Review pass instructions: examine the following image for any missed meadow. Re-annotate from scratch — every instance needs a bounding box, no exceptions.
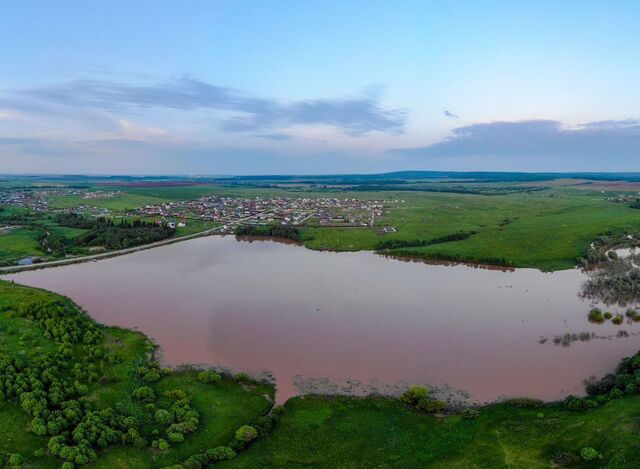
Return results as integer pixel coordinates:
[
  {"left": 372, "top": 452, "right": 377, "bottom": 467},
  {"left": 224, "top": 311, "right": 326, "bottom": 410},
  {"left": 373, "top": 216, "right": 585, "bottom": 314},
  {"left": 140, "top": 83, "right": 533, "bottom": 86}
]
[{"left": 222, "top": 395, "right": 640, "bottom": 468}]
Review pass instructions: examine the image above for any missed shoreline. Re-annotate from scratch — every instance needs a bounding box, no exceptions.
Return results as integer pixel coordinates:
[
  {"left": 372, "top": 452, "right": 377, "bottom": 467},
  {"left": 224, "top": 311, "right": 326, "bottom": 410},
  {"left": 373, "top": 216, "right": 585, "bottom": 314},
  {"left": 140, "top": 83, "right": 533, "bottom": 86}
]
[{"left": 0, "top": 225, "right": 224, "bottom": 274}]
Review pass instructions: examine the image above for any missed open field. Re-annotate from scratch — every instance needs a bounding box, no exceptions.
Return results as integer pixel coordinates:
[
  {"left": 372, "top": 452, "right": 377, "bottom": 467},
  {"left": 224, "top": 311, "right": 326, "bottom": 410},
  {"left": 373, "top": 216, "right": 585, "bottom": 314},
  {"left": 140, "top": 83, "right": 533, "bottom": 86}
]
[
  {"left": 48, "top": 193, "right": 169, "bottom": 211},
  {"left": 0, "top": 227, "right": 41, "bottom": 263}
]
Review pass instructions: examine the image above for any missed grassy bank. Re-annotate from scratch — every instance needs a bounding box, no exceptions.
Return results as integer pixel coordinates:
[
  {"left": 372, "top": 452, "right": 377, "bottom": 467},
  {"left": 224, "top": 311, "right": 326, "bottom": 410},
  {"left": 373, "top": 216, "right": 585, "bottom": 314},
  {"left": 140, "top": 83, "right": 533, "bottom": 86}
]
[{"left": 222, "top": 395, "right": 640, "bottom": 468}]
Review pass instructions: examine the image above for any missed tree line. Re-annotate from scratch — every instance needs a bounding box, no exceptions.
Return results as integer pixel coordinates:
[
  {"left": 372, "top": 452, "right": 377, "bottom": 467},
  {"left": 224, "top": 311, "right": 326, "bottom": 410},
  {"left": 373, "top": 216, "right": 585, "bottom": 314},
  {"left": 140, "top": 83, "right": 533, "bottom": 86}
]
[
  {"left": 57, "top": 213, "right": 175, "bottom": 250},
  {"left": 235, "top": 224, "right": 302, "bottom": 242},
  {"left": 376, "top": 231, "right": 477, "bottom": 251}
]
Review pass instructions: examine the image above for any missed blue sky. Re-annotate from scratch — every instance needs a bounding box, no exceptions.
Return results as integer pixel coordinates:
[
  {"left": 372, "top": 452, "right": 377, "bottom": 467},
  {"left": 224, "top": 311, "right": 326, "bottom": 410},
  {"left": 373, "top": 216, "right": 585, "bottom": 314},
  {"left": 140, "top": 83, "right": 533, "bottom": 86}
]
[{"left": 0, "top": 0, "right": 638, "bottom": 174}]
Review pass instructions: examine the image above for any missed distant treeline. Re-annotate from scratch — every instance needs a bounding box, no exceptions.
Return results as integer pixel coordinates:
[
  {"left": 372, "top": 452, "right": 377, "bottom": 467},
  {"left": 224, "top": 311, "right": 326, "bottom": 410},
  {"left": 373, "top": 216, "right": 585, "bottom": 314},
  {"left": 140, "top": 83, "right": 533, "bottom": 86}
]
[
  {"left": 630, "top": 201, "right": 640, "bottom": 209},
  {"left": 235, "top": 224, "right": 302, "bottom": 242},
  {"left": 349, "top": 185, "right": 547, "bottom": 195},
  {"left": 376, "top": 231, "right": 477, "bottom": 250},
  {"left": 57, "top": 213, "right": 175, "bottom": 250}
]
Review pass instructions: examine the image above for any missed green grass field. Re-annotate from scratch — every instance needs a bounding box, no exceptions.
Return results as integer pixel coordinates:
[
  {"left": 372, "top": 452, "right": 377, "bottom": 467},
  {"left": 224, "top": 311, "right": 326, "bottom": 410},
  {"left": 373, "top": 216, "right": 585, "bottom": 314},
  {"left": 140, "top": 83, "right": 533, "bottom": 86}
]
[
  {"left": 223, "top": 395, "right": 640, "bottom": 468},
  {"left": 48, "top": 193, "right": 168, "bottom": 211},
  {"left": 296, "top": 190, "right": 640, "bottom": 270},
  {"left": 0, "top": 227, "right": 42, "bottom": 263}
]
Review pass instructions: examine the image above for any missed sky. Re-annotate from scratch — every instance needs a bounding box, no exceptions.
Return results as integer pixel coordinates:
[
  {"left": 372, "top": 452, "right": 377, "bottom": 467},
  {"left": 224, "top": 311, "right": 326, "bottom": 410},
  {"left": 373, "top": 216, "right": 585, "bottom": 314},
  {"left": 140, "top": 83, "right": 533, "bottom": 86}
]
[{"left": 0, "top": 0, "right": 638, "bottom": 175}]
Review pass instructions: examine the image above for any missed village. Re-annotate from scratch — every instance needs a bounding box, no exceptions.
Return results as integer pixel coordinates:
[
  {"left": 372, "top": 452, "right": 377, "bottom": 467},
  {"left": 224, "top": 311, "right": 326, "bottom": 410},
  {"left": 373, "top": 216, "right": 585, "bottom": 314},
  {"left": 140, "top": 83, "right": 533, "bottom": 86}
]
[
  {"left": 0, "top": 186, "right": 389, "bottom": 234},
  {"left": 132, "top": 195, "right": 385, "bottom": 230}
]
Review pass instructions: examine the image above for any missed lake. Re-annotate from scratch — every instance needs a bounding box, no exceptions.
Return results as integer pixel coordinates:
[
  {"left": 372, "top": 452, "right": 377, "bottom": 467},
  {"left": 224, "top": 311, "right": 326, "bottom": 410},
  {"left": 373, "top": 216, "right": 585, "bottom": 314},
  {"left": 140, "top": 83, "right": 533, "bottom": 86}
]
[{"left": 5, "top": 236, "right": 639, "bottom": 404}]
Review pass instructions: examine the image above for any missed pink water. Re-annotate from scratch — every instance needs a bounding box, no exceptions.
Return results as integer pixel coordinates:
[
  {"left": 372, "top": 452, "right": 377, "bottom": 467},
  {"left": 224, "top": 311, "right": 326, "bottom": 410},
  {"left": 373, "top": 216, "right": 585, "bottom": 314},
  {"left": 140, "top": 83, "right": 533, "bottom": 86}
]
[{"left": 6, "top": 236, "right": 639, "bottom": 404}]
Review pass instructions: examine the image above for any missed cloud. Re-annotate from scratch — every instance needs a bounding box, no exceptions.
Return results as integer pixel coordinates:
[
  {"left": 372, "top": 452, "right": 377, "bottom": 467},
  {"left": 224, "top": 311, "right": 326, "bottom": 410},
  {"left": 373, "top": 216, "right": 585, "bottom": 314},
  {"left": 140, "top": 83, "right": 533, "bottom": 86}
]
[
  {"left": 255, "top": 133, "right": 291, "bottom": 140},
  {"left": 389, "top": 119, "right": 640, "bottom": 160},
  {"left": 3, "top": 77, "right": 406, "bottom": 136},
  {"left": 0, "top": 136, "right": 393, "bottom": 175},
  {"left": 443, "top": 110, "right": 460, "bottom": 119}
]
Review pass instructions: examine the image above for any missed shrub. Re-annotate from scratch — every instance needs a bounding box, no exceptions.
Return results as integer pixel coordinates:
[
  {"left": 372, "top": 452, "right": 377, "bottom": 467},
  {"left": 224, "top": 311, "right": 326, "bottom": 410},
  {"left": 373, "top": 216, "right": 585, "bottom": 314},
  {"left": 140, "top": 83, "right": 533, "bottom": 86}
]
[
  {"left": 588, "top": 308, "right": 604, "bottom": 323},
  {"left": 234, "top": 372, "right": 254, "bottom": 384},
  {"left": 417, "top": 398, "right": 447, "bottom": 413},
  {"left": 164, "top": 389, "right": 188, "bottom": 400},
  {"left": 205, "top": 446, "right": 236, "bottom": 461},
  {"left": 604, "top": 311, "right": 613, "bottom": 320},
  {"left": 197, "top": 370, "right": 221, "bottom": 384},
  {"left": 235, "top": 425, "right": 258, "bottom": 442},
  {"left": 586, "top": 373, "right": 616, "bottom": 396},
  {"left": 612, "top": 314, "right": 624, "bottom": 325},
  {"left": 61, "top": 463, "right": 75, "bottom": 469},
  {"left": 550, "top": 451, "right": 577, "bottom": 465},
  {"left": 155, "top": 409, "right": 174, "bottom": 426},
  {"left": 168, "top": 432, "right": 185, "bottom": 443},
  {"left": 580, "top": 447, "right": 602, "bottom": 461},
  {"left": 8, "top": 454, "right": 23, "bottom": 465},
  {"left": 400, "top": 385, "right": 430, "bottom": 406},
  {"left": 504, "top": 398, "right": 543, "bottom": 408},
  {"left": 142, "top": 369, "right": 161, "bottom": 383},
  {"left": 132, "top": 386, "right": 156, "bottom": 402},
  {"left": 461, "top": 408, "right": 480, "bottom": 419},
  {"left": 158, "top": 439, "right": 170, "bottom": 451}
]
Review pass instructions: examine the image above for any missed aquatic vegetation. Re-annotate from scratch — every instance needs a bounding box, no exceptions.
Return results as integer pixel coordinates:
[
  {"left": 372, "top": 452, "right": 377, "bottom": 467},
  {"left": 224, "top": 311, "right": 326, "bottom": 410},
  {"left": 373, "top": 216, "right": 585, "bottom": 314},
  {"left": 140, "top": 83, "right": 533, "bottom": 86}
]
[
  {"left": 612, "top": 314, "right": 624, "bottom": 325},
  {"left": 588, "top": 308, "right": 604, "bottom": 323},
  {"left": 625, "top": 308, "right": 640, "bottom": 321},
  {"left": 604, "top": 311, "right": 613, "bottom": 320},
  {"left": 581, "top": 256, "right": 640, "bottom": 306}
]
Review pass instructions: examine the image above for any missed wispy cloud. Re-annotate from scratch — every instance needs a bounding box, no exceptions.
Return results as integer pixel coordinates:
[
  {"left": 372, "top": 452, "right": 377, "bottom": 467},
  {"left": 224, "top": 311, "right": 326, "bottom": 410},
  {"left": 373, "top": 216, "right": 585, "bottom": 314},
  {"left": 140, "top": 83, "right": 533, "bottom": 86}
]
[
  {"left": 255, "top": 133, "right": 291, "bottom": 140},
  {"left": 2, "top": 77, "right": 406, "bottom": 136},
  {"left": 389, "top": 119, "right": 640, "bottom": 160},
  {"left": 443, "top": 110, "right": 460, "bottom": 119}
]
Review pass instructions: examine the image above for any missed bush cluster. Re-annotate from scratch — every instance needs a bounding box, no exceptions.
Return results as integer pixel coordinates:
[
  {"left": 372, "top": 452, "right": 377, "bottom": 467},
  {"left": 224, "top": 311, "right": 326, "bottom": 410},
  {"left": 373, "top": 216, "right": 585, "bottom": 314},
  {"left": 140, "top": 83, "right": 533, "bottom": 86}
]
[
  {"left": 400, "top": 386, "right": 447, "bottom": 414},
  {"left": 0, "top": 296, "right": 207, "bottom": 466}
]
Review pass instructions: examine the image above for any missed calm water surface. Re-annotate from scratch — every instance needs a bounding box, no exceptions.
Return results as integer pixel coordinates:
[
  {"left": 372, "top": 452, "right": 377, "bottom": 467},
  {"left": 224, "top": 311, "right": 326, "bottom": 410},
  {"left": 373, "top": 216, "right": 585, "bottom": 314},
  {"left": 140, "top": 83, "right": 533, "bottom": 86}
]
[{"left": 5, "top": 236, "right": 640, "bottom": 403}]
